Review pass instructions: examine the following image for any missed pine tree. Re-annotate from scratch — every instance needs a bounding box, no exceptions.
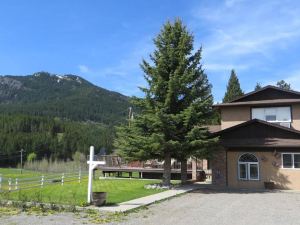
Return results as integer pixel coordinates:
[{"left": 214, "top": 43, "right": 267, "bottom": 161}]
[
  {"left": 276, "top": 80, "right": 291, "bottom": 90},
  {"left": 114, "top": 19, "right": 217, "bottom": 185},
  {"left": 223, "top": 70, "right": 244, "bottom": 102},
  {"left": 254, "top": 82, "right": 262, "bottom": 91}
]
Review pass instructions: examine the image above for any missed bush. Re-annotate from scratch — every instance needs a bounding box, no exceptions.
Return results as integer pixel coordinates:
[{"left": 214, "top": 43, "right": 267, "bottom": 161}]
[
  {"left": 27, "top": 152, "right": 37, "bottom": 162},
  {"left": 23, "top": 157, "right": 88, "bottom": 173}
]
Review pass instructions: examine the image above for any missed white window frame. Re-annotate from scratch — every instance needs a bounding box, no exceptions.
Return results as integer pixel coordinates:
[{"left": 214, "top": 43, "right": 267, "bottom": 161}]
[
  {"left": 251, "top": 106, "right": 292, "bottom": 123},
  {"left": 281, "top": 153, "right": 300, "bottom": 169},
  {"left": 238, "top": 154, "right": 260, "bottom": 181}
]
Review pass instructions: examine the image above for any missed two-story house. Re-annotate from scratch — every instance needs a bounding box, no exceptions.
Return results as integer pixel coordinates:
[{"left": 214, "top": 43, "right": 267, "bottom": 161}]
[{"left": 211, "top": 85, "right": 300, "bottom": 189}]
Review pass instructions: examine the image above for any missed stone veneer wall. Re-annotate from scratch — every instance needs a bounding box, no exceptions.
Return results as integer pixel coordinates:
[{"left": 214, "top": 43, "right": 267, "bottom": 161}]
[{"left": 211, "top": 148, "right": 227, "bottom": 186}]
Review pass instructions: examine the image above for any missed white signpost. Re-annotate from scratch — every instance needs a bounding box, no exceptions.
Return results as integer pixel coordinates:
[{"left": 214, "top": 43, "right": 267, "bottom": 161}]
[{"left": 87, "top": 146, "right": 106, "bottom": 204}]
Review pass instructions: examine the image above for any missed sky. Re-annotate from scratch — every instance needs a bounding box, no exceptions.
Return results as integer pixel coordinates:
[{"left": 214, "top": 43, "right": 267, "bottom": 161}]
[{"left": 1, "top": 0, "right": 300, "bottom": 102}]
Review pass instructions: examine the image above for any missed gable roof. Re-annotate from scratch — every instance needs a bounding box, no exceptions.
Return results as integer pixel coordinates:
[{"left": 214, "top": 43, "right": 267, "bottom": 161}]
[
  {"left": 212, "top": 119, "right": 300, "bottom": 148},
  {"left": 214, "top": 85, "right": 300, "bottom": 107},
  {"left": 213, "top": 119, "right": 300, "bottom": 136},
  {"left": 231, "top": 85, "right": 300, "bottom": 102}
]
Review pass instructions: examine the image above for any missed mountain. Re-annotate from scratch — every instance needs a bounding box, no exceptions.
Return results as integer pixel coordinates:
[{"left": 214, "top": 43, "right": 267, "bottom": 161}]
[{"left": 0, "top": 72, "right": 130, "bottom": 124}]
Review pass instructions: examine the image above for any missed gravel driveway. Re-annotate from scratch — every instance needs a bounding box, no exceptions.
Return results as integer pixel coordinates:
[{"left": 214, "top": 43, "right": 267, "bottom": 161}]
[
  {"left": 108, "top": 189, "right": 300, "bottom": 225},
  {"left": 2, "top": 190, "right": 300, "bottom": 225}
]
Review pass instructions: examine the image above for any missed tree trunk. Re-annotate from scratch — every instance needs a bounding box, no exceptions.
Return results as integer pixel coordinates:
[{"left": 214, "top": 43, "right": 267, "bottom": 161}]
[
  {"left": 162, "top": 151, "right": 171, "bottom": 186},
  {"left": 181, "top": 159, "right": 187, "bottom": 184}
]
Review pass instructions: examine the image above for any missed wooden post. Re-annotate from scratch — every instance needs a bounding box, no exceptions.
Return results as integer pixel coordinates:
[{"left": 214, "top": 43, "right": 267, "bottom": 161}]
[
  {"left": 15, "top": 178, "right": 18, "bottom": 190},
  {"left": 41, "top": 175, "right": 44, "bottom": 188},
  {"left": 87, "top": 146, "right": 94, "bottom": 204},
  {"left": 8, "top": 178, "right": 12, "bottom": 192},
  {"left": 61, "top": 173, "right": 64, "bottom": 186},
  {"left": 79, "top": 170, "right": 81, "bottom": 183},
  {"left": 87, "top": 146, "right": 105, "bottom": 204}
]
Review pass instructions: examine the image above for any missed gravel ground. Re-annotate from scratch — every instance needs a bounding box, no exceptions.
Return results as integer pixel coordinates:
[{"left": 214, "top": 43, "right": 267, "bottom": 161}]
[
  {"left": 2, "top": 190, "right": 300, "bottom": 225},
  {"left": 0, "top": 212, "right": 91, "bottom": 225},
  {"left": 108, "top": 189, "right": 300, "bottom": 225}
]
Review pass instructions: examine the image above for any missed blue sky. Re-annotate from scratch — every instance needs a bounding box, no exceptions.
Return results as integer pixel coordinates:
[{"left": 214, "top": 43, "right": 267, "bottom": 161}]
[{"left": 1, "top": 0, "right": 300, "bottom": 102}]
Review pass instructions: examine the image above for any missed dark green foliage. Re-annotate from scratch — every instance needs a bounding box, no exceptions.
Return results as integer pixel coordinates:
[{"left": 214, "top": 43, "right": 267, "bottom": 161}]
[
  {"left": 209, "top": 108, "right": 221, "bottom": 125},
  {"left": 115, "top": 19, "right": 217, "bottom": 185},
  {"left": 0, "top": 72, "right": 130, "bottom": 124},
  {"left": 254, "top": 82, "right": 262, "bottom": 91},
  {"left": 223, "top": 70, "right": 244, "bottom": 102},
  {"left": 276, "top": 80, "right": 291, "bottom": 90},
  {"left": 0, "top": 114, "right": 115, "bottom": 166}
]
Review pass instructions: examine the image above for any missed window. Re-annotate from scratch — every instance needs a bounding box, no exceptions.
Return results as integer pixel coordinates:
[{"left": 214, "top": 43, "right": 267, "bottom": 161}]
[
  {"left": 252, "top": 107, "right": 291, "bottom": 127},
  {"left": 282, "top": 153, "right": 300, "bottom": 169},
  {"left": 238, "top": 153, "right": 259, "bottom": 180}
]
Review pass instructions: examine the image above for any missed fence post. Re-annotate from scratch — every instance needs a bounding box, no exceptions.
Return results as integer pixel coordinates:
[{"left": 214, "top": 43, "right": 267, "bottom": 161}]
[
  {"left": 41, "top": 175, "right": 44, "bottom": 188},
  {"left": 8, "top": 178, "right": 12, "bottom": 192},
  {"left": 78, "top": 170, "right": 81, "bottom": 183},
  {"left": 61, "top": 173, "right": 64, "bottom": 186},
  {"left": 15, "top": 178, "right": 18, "bottom": 190}
]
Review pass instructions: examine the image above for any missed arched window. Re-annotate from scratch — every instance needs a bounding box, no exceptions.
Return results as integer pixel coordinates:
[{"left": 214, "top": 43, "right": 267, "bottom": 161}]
[{"left": 238, "top": 153, "right": 259, "bottom": 180}]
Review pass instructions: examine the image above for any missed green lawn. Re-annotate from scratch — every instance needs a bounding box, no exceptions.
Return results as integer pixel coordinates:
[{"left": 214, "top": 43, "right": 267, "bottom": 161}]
[
  {"left": 0, "top": 168, "right": 44, "bottom": 179},
  {"left": 0, "top": 168, "right": 165, "bottom": 206}
]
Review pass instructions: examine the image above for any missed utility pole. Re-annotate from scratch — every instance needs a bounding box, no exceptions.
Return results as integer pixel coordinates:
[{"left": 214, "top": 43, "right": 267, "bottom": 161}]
[{"left": 19, "top": 149, "right": 25, "bottom": 174}]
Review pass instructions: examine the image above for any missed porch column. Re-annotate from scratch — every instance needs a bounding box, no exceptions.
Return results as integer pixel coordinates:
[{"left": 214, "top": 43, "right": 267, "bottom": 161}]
[{"left": 192, "top": 157, "right": 197, "bottom": 180}]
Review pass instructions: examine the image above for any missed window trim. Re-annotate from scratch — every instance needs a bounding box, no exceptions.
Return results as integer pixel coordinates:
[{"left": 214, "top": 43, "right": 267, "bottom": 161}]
[
  {"left": 281, "top": 153, "right": 300, "bottom": 170},
  {"left": 250, "top": 106, "right": 292, "bottom": 123},
  {"left": 238, "top": 153, "right": 260, "bottom": 181}
]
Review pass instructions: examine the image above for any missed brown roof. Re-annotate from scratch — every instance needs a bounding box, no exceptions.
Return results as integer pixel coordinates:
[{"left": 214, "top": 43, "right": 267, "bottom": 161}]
[
  {"left": 214, "top": 85, "right": 300, "bottom": 107},
  {"left": 213, "top": 119, "right": 300, "bottom": 136},
  {"left": 220, "top": 138, "right": 300, "bottom": 148},
  {"left": 207, "top": 125, "right": 221, "bottom": 133},
  {"left": 214, "top": 98, "right": 300, "bottom": 107},
  {"left": 212, "top": 119, "right": 300, "bottom": 148},
  {"left": 230, "top": 85, "right": 300, "bottom": 103}
]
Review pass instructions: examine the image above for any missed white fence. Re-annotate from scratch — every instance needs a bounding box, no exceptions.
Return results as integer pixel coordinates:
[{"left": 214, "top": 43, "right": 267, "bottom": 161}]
[{"left": 0, "top": 171, "right": 88, "bottom": 193}]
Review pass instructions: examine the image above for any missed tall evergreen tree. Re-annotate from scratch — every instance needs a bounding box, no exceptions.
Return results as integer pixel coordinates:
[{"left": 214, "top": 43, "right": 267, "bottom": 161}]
[
  {"left": 223, "top": 70, "right": 244, "bottom": 102},
  {"left": 114, "top": 19, "right": 217, "bottom": 185},
  {"left": 276, "top": 80, "right": 291, "bottom": 90},
  {"left": 254, "top": 82, "right": 262, "bottom": 91}
]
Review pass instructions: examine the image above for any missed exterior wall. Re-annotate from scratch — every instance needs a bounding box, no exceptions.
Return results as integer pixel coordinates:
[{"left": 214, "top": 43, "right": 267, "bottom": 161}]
[
  {"left": 220, "top": 103, "right": 300, "bottom": 131},
  {"left": 211, "top": 148, "right": 227, "bottom": 186},
  {"left": 227, "top": 150, "right": 300, "bottom": 190},
  {"left": 291, "top": 104, "right": 300, "bottom": 130},
  {"left": 221, "top": 106, "right": 250, "bottom": 130}
]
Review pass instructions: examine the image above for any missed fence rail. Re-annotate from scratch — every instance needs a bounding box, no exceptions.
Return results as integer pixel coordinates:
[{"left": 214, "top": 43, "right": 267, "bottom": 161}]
[{"left": 0, "top": 170, "right": 88, "bottom": 193}]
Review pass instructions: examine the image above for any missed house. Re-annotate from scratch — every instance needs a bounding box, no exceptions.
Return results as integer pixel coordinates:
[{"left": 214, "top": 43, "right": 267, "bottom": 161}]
[{"left": 211, "top": 85, "right": 300, "bottom": 189}]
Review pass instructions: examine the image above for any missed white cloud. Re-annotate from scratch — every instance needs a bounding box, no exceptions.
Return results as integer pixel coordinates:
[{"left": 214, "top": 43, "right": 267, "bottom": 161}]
[
  {"left": 204, "top": 63, "right": 249, "bottom": 71},
  {"left": 224, "top": 0, "right": 245, "bottom": 7},
  {"left": 192, "top": 0, "right": 300, "bottom": 67},
  {"left": 278, "top": 70, "right": 300, "bottom": 91},
  {"left": 95, "top": 36, "right": 153, "bottom": 79},
  {"left": 252, "top": 69, "right": 300, "bottom": 91},
  {"left": 78, "top": 65, "right": 90, "bottom": 73}
]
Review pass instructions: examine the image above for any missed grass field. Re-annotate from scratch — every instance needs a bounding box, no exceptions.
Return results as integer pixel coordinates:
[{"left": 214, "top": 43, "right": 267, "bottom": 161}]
[
  {"left": 0, "top": 168, "right": 44, "bottom": 179},
  {"left": 0, "top": 168, "right": 165, "bottom": 206}
]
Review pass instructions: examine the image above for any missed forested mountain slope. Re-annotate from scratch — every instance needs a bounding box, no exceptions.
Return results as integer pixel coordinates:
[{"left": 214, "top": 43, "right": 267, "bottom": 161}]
[
  {"left": 0, "top": 72, "right": 131, "bottom": 165},
  {"left": 0, "top": 72, "right": 130, "bottom": 124}
]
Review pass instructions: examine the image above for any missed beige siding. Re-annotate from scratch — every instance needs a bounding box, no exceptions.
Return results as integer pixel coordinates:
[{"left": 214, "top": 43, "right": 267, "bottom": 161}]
[
  {"left": 291, "top": 104, "right": 300, "bottom": 130},
  {"left": 221, "top": 106, "right": 250, "bottom": 130},
  {"left": 220, "top": 103, "right": 300, "bottom": 131},
  {"left": 227, "top": 151, "right": 300, "bottom": 190}
]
